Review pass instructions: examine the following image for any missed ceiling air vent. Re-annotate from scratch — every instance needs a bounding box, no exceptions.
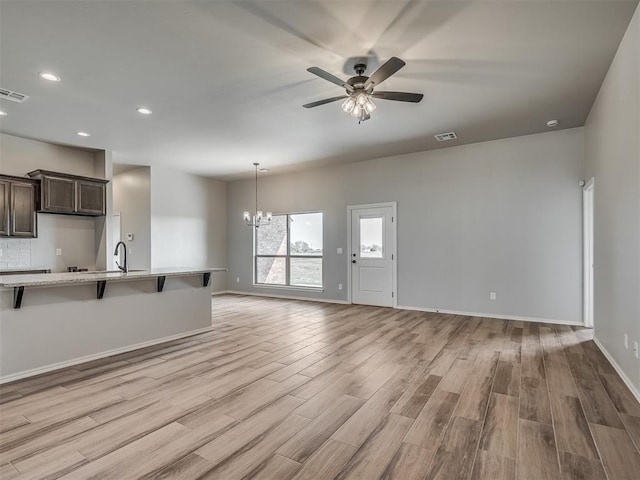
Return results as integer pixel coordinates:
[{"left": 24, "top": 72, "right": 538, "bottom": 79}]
[
  {"left": 434, "top": 132, "right": 457, "bottom": 142},
  {"left": 0, "top": 87, "right": 29, "bottom": 103}
]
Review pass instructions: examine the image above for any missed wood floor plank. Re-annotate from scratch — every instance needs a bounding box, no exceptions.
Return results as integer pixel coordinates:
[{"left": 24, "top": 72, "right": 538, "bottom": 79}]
[
  {"left": 334, "top": 413, "right": 414, "bottom": 480},
  {"left": 390, "top": 374, "right": 441, "bottom": 419},
  {"left": 143, "top": 452, "right": 214, "bottom": 480},
  {"left": 558, "top": 451, "right": 606, "bottom": 480},
  {"left": 470, "top": 450, "right": 516, "bottom": 480},
  {"left": 597, "top": 372, "right": 640, "bottom": 416},
  {"left": 194, "top": 395, "right": 305, "bottom": 466},
  {"left": 621, "top": 413, "right": 640, "bottom": 451},
  {"left": 519, "top": 376, "right": 552, "bottom": 424},
  {"left": 549, "top": 393, "right": 600, "bottom": 459},
  {"left": 203, "top": 414, "right": 310, "bottom": 479},
  {"left": 379, "top": 443, "right": 435, "bottom": 480},
  {"left": 331, "top": 387, "right": 403, "bottom": 448},
  {"left": 424, "top": 416, "right": 483, "bottom": 480},
  {"left": 290, "top": 439, "right": 357, "bottom": 480},
  {"left": 574, "top": 377, "right": 625, "bottom": 428},
  {"left": 454, "top": 374, "right": 493, "bottom": 421},
  {"left": 244, "top": 453, "right": 301, "bottom": 480},
  {"left": 517, "top": 419, "right": 562, "bottom": 480},
  {"left": 492, "top": 359, "right": 521, "bottom": 396},
  {"left": 0, "top": 463, "right": 20, "bottom": 480},
  {"left": 479, "top": 393, "right": 519, "bottom": 459},
  {"left": 404, "top": 389, "right": 460, "bottom": 448},
  {"left": 2, "top": 295, "right": 638, "bottom": 480},
  {"left": 591, "top": 423, "right": 640, "bottom": 480},
  {"left": 277, "top": 394, "right": 364, "bottom": 463}
]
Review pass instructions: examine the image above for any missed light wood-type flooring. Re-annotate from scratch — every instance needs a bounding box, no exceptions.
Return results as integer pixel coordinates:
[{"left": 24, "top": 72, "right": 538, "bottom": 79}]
[{"left": 1, "top": 294, "right": 640, "bottom": 479}]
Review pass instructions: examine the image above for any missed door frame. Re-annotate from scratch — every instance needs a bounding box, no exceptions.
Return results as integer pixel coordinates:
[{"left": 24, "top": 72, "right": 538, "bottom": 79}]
[
  {"left": 583, "top": 178, "right": 594, "bottom": 328},
  {"left": 347, "top": 202, "right": 398, "bottom": 308}
]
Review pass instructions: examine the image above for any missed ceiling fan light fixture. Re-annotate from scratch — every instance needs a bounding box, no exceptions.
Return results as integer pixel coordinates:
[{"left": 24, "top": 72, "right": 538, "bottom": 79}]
[
  {"left": 341, "top": 97, "right": 356, "bottom": 113},
  {"left": 356, "top": 93, "right": 368, "bottom": 106},
  {"left": 364, "top": 98, "right": 376, "bottom": 114}
]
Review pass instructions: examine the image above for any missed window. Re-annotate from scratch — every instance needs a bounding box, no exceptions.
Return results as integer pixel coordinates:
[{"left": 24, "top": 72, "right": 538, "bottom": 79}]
[{"left": 255, "top": 212, "right": 323, "bottom": 288}]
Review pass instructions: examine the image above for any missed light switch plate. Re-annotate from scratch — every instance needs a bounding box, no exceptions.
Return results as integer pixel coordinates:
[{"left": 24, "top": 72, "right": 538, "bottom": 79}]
[
  {"left": 56, "top": 248, "right": 62, "bottom": 256},
  {"left": 337, "top": 248, "right": 343, "bottom": 254}
]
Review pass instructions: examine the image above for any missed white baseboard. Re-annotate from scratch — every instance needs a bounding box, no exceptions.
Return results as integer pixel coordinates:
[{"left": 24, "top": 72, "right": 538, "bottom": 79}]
[
  {"left": 223, "top": 290, "right": 350, "bottom": 305},
  {"left": 593, "top": 337, "right": 640, "bottom": 403},
  {"left": 396, "top": 305, "right": 583, "bottom": 326},
  {"left": 216, "top": 292, "right": 581, "bottom": 326},
  {"left": 0, "top": 326, "right": 214, "bottom": 385}
]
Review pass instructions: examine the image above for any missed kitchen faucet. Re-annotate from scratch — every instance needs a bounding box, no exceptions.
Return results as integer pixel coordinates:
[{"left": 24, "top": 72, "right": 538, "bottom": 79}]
[{"left": 114, "top": 241, "right": 128, "bottom": 273}]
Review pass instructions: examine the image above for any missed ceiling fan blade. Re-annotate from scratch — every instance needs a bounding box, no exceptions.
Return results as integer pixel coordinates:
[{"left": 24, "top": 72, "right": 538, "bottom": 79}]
[
  {"left": 307, "top": 67, "right": 354, "bottom": 92},
  {"left": 364, "top": 57, "right": 406, "bottom": 89},
  {"left": 371, "top": 91, "right": 423, "bottom": 103},
  {"left": 303, "top": 95, "right": 348, "bottom": 109}
]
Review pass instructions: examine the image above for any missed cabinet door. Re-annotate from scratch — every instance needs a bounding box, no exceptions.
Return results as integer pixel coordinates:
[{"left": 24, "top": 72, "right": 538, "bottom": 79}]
[
  {"left": 10, "top": 182, "right": 37, "bottom": 237},
  {"left": 76, "top": 180, "right": 105, "bottom": 215},
  {"left": 43, "top": 176, "right": 75, "bottom": 213},
  {"left": 0, "top": 180, "right": 9, "bottom": 236}
]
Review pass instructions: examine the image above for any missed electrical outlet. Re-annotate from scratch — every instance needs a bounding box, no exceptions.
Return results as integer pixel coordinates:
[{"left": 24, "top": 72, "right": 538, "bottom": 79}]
[
  {"left": 624, "top": 334, "right": 629, "bottom": 349},
  {"left": 338, "top": 283, "right": 343, "bottom": 290},
  {"left": 337, "top": 248, "right": 343, "bottom": 254},
  {"left": 236, "top": 277, "right": 240, "bottom": 283},
  {"left": 490, "top": 292, "right": 496, "bottom": 300},
  {"left": 56, "top": 248, "right": 62, "bottom": 256},
  {"left": 634, "top": 341, "right": 639, "bottom": 359}
]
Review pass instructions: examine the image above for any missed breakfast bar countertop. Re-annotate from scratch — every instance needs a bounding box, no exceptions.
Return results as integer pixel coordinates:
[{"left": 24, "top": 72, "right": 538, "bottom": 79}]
[{"left": 0, "top": 267, "right": 227, "bottom": 288}]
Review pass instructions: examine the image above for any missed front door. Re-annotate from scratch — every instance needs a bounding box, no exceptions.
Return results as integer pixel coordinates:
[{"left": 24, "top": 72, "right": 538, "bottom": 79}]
[{"left": 350, "top": 204, "right": 395, "bottom": 307}]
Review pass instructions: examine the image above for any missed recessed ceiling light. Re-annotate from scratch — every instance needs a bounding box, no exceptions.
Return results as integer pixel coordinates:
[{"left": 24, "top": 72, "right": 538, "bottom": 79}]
[
  {"left": 136, "top": 107, "right": 152, "bottom": 115},
  {"left": 76, "top": 131, "right": 90, "bottom": 137},
  {"left": 547, "top": 120, "right": 559, "bottom": 127},
  {"left": 39, "top": 72, "right": 61, "bottom": 82},
  {"left": 0, "top": 111, "right": 7, "bottom": 116}
]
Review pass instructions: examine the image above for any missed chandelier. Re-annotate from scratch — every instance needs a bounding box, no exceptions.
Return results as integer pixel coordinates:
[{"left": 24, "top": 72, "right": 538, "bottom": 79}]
[{"left": 243, "top": 162, "right": 272, "bottom": 228}]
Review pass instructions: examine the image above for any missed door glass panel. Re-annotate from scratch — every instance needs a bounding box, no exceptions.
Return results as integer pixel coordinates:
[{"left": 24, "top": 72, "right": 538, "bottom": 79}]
[
  {"left": 256, "top": 257, "right": 286, "bottom": 284},
  {"left": 290, "top": 257, "right": 322, "bottom": 287},
  {"left": 290, "top": 212, "right": 323, "bottom": 256},
  {"left": 360, "top": 216, "right": 383, "bottom": 258}
]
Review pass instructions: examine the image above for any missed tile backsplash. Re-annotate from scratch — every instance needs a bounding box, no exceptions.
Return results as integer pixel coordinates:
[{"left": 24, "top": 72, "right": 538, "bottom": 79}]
[{"left": 0, "top": 238, "right": 32, "bottom": 270}]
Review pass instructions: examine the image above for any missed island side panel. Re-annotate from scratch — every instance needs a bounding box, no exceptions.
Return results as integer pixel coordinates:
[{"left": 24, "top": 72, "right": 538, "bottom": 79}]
[{"left": 0, "top": 275, "right": 212, "bottom": 380}]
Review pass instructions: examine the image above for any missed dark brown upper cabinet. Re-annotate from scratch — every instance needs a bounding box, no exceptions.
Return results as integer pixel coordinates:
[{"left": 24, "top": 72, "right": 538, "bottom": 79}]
[
  {"left": 0, "top": 175, "right": 38, "bottom": 238},
  {"left": 28, "top": 170, "right": 108, "bottom": 217}
]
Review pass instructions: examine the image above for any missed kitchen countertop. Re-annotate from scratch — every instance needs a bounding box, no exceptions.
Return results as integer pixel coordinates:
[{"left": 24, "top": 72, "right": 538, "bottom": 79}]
[{"left": 0, "top": 267, "right": 227, "bottom": 288}]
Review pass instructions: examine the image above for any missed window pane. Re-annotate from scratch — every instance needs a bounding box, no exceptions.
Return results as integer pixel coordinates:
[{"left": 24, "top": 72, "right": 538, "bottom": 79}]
[
  {"left": 256, "top": 257, "right": 286, "bottom": 284},
  {"left": 290, "top": 212, "right": 323, "bottom": 256},
  {"left": 290, "top": 258, "right": 322, "bottom": 287},
  {"left": 257, "top": 215, "right": 287, "bottom": 255},
  {"left": 360, "top": 216, "right": 383, "bottom": 258}
]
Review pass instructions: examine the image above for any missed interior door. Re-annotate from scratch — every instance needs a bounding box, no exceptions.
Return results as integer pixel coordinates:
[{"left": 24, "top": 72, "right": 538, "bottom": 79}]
[{"left": 350, "top": 205, "right": 394, "bottom": 307}]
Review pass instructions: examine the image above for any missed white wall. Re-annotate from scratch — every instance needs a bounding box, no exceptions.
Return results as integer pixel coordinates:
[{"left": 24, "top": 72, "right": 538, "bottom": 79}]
[
  {"left": 150, "top": 167, "right": 227, "bottom": 291},
  {"left": 584, "top": 5, "right": 639, "bottom": 391},
  {"left": 227, "top": 128, "right": 584, "bottom": 323},
  {"left": 113, "top": 167, "right": 152, "bottom": 270},
  {"left": 0, "top": 133, "right": 105, "bottom": 272}
]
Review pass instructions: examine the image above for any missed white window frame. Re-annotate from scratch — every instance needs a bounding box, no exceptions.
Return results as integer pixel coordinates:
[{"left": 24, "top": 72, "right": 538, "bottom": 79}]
[{"left": 253, "top": 211, "right": 324, "bottom": 291}]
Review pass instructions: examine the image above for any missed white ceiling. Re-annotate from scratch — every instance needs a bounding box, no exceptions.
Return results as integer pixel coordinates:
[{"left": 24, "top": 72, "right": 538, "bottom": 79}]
[{"left": 0, "top": 0, "right": 637, "bottom": 180}]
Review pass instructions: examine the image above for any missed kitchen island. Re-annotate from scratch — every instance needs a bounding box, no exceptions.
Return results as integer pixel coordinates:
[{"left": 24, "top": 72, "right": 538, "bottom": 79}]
[{"left": 0, "top": 267, "right": 226, "bottom": 382}]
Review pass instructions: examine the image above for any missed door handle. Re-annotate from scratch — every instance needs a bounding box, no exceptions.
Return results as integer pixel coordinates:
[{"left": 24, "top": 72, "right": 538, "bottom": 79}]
[{"left": 352, "top": 260, "right": 356, "bottom": 264}]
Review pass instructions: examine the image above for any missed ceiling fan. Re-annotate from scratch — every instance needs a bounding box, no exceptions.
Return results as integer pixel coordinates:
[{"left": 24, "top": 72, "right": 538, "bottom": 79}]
[{"left": 303, "top": 57, "right": 423, "bottom": 123}]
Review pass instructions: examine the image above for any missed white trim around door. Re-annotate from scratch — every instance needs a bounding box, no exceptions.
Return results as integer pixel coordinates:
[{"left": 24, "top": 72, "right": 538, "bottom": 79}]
[{"left": 583, "top": 178, "right": 594, "bottom": 328}]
